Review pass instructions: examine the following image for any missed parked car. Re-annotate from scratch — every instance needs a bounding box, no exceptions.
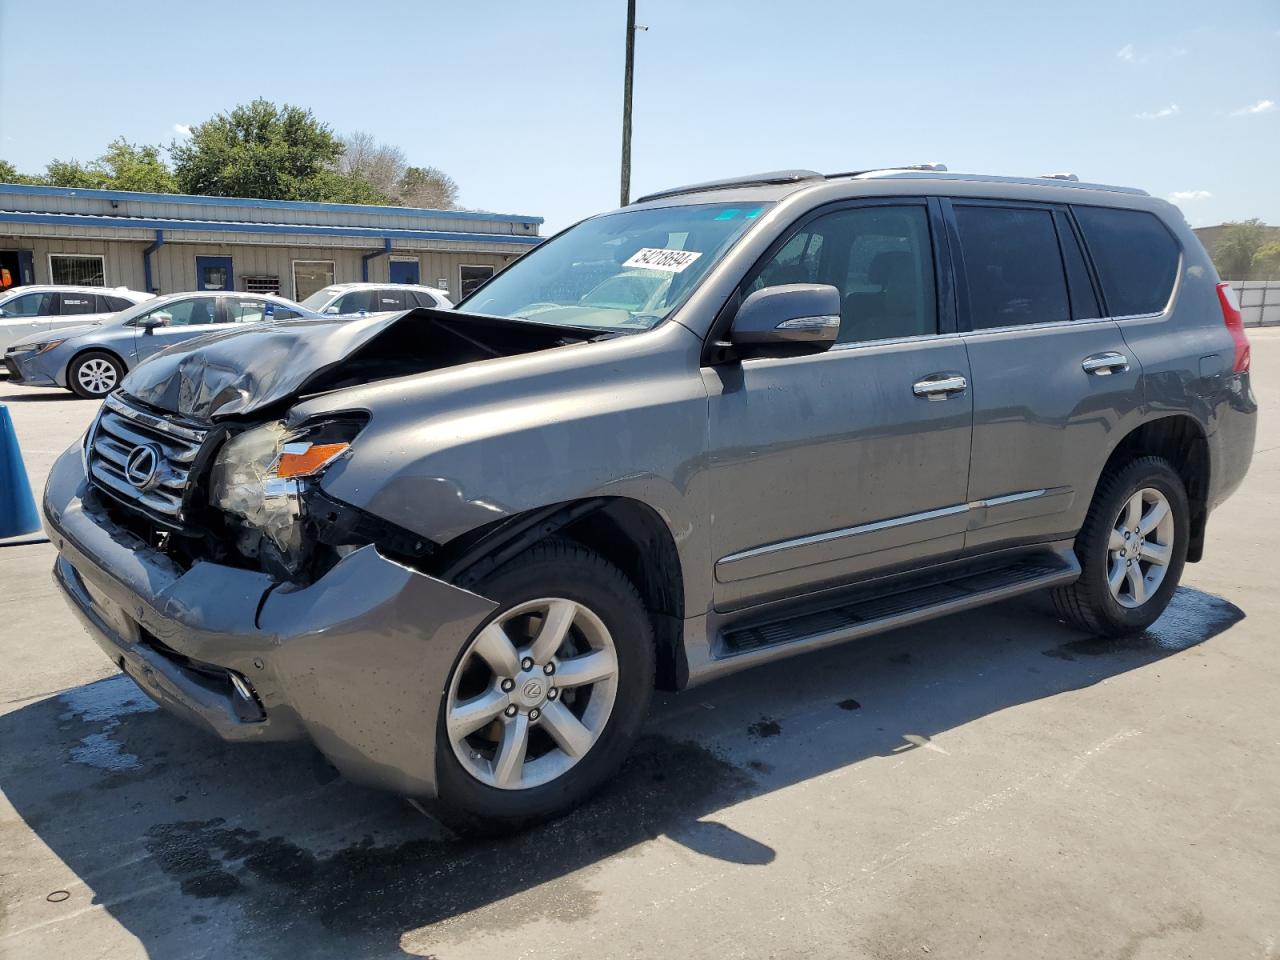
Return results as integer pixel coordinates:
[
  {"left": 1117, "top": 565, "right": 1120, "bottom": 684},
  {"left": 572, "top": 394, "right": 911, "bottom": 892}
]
[
  {"left": 300, "top": 282, "right": 453, "bottom": 315},
  {"left": 43, "top": 167, "right": 1256, "bottom": 825},
  {"left": 0, "top": 285, "right": 152, "bottom": 352},
  {"left": 4, "top": 291, "right": 318, "bottom": 398}
]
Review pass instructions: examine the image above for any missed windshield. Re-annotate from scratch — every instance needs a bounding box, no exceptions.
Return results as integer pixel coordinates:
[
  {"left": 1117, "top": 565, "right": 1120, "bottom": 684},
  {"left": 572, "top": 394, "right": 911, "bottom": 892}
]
[
  {"left": 300, "top": 287, "right": 342, "bottom": 310},
  {"left": 458, "top": 201, "right": 772, "bottom": 331}
]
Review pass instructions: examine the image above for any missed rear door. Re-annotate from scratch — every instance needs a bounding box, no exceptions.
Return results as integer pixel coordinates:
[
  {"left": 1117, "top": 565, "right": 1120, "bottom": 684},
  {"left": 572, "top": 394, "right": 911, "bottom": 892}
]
[
  {"left": 0, "top": 290, "right": 55, "bottom": 347},
  {"left": 947, "top": 199, "right": 1144, "bottom": 551},
  {"left": 52, "top": 291, "right": 104, "bottom": 332},
  {"left": 705, "top": 199, "right": 974, "bottom": 610}
]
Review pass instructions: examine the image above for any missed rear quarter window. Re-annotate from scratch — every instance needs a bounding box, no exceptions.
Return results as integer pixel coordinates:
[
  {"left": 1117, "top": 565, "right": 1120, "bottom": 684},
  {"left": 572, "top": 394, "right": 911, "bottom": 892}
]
[{"left": 1073, "top": 206, "right": 1180, "bottom": 317}]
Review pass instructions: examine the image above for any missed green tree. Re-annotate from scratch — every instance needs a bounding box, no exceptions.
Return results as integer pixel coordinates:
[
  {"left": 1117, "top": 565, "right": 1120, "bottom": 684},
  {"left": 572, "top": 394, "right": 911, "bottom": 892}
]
[
  {"left": 171, "top": 99, "right": 346, "bottom": 201},
  {"left": 1212, "top": 219, "right": 1270, "bottom": 280},
  {"left": 1254, "top": 239, "right": 1280, "bottom": 280},
  {"left": 43, "top": 158, "right": 107, "bottom": 188},
  {"left": 95, "top": 138, "right": 178, "bottom": 193},
  {"left": 0, "top": 159, "right": 43, "bottom": 184}
]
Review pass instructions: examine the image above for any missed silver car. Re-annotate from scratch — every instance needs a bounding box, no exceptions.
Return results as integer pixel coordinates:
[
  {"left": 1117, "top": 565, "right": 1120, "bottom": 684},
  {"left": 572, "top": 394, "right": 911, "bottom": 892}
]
[
  {"left": 0, "top": 285, "right": 152, "bottom": 351},
  {"left": 43, "top": 167, "right": 1257, "bottom": 824},
  {"left": 4, "top": 291, "right": 318, "bottom": 398}
]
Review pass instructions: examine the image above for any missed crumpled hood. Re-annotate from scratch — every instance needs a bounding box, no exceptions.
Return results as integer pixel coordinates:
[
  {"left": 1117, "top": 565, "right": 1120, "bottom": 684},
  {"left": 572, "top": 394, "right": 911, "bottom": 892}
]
[
  {"left": 120, "top": 313, "right": 412, "bottom": 420},
  {"left": 119, "top": 308, "right": 592, "bottom": 422},
  {"left": 6, "top": 322, "right": 101, "bottom": 350}
]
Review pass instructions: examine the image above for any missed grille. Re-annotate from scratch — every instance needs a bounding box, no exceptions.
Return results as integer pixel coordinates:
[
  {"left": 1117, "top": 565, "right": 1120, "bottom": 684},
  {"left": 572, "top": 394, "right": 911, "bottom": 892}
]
[{"left": 88, "top": 394, "right": 210, "bottom": 524}]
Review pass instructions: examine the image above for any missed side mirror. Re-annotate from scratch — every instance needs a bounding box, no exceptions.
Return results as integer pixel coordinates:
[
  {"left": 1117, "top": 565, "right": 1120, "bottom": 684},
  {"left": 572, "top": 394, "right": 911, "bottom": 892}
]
[
  {"left": 323, "top": 305, "right": 341, "bottom": 315},
  {"left": 728, "top": 284, "right": 841, "bottom": 357},
  {"left": 142, "top": 312, "right": 171, "bottom": 330}
]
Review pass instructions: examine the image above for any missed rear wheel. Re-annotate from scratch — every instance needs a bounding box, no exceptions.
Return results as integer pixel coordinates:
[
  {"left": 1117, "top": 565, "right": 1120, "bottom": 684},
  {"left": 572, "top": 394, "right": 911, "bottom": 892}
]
[
  {"left": 68, "top": 351, "right": 124, "bottom": 399},
  {"left": 434, "top": 540, "right": 654, "bottom": 826},
  {"left": 1052, "top": 456, "right": 1189, "bottom": 636}
]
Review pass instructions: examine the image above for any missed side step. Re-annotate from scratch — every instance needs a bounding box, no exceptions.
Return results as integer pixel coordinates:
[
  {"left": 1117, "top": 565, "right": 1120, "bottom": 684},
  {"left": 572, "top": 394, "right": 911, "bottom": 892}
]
[{"left": 718, "top": 550, "right": 1080, "bottom": 659}]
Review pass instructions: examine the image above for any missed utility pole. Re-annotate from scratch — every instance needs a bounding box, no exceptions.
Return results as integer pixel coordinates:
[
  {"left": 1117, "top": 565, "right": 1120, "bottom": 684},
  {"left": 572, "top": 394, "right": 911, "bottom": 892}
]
[{"left": 619, "top": 0, "right": 637, "bottom": 207}]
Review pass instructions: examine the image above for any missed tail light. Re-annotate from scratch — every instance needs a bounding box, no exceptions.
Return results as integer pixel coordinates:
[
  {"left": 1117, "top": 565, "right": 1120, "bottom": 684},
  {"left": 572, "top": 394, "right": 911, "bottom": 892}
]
[{"left": 1216, "top": 282, "right": 1250, "bottom": 373}]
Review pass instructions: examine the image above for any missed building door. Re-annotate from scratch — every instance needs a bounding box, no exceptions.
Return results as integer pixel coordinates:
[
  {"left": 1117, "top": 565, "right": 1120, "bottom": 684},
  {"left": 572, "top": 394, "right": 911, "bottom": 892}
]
[
  {"left": 389, "top": 258, "right": 420, "bottom": 284},
  {"left": 195, "top": 256, "right": 234, "bottom": 292}
]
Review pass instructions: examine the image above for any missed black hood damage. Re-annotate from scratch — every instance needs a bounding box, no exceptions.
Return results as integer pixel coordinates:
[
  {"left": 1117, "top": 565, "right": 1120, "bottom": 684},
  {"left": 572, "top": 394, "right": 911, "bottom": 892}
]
[{"left": 120, "top": 308, "right": 596, "bottom": 421}]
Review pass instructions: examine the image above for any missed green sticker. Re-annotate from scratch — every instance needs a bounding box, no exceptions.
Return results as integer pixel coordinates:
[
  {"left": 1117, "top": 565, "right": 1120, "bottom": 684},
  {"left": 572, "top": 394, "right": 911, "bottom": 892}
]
[{"left": 714, "top": 209, "right": 741, "bottom": 220}]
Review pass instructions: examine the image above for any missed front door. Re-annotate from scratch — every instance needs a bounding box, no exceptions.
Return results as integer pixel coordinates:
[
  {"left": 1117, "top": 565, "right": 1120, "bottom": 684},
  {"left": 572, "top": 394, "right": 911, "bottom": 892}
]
[
  {"left": 132, "top": 297, "right": 228, "bottom": 362},
  {"left": 195, "top": 256, "right": 234, "bottom": 292},
  {"left": 706, "top": 200, "right": 973, "bottom": 610},
  {"left": 946, "top": 200, "right": 1144, "bottom": 551},
  {"left": 389, "top": 259, "right": 420, "bottom": 284}
]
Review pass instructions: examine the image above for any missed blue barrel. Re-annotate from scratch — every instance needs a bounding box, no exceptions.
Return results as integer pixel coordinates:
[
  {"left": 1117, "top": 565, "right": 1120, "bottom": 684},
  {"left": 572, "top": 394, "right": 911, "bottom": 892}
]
[{"left": 0, "top": 403, "right": 41, "bottom": 539}]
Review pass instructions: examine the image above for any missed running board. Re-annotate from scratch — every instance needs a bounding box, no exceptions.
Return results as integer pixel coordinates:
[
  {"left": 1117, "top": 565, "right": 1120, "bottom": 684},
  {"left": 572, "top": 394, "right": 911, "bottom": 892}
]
[{"left": 717, "top": 550, "right": 1080, "bottom": 661}]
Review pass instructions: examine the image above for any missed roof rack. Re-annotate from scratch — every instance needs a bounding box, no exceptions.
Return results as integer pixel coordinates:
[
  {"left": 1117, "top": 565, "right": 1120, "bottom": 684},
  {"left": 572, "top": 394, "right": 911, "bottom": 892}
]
[
  {"left": 1040, "top": 173, "right": 1080, "bottom": 181},
  {"left": 826, "top": 163, "right": 949, "bottom": 178},
  {"left": 633, "top": 169, "right": 823, "bottom": 204}
]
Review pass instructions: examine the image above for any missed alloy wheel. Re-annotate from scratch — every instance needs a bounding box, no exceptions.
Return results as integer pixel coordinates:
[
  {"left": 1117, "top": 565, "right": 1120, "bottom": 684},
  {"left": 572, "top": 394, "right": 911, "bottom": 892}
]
[
  {"left": 1107, "top": 487, "right": 1175, "bottom": 609},
  {"left": 76, "top": 358, "right": 118, "bottom": 396},
  {"left": 445, "top": 597, "right": 619, "bottom": 790}
]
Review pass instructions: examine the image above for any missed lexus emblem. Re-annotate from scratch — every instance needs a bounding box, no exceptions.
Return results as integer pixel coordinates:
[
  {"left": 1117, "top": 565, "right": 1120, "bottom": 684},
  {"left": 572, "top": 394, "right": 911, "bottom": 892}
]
[
  {"left": 522, "top": 679, "right": 544, "bottom": 700},
  {"left": 124, "top": 444, "right": 162, "bottom": 491}
]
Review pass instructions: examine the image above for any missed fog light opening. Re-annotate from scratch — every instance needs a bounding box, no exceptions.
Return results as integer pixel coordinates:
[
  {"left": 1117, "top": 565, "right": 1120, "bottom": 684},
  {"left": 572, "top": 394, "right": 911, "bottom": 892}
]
[{"left": 227, "top": 670, "right": 267, "bottom": 723}]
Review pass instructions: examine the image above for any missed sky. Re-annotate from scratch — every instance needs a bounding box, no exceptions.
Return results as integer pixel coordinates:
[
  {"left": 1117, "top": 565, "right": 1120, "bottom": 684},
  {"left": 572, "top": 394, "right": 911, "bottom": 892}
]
[{"left": 1, "top": 0, "right": 1277, "bottom": 233}]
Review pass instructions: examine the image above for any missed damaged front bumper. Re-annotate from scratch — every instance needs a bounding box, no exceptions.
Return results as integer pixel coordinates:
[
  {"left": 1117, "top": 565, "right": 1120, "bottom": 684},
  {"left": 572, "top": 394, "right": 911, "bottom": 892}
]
[{"left": 42, "top": 445, "right": 497, "bottom": 797}]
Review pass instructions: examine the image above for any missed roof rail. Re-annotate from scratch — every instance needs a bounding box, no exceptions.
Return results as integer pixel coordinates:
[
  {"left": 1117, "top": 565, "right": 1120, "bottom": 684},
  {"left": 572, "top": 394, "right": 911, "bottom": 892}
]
[
  {"left": 827, "top": 163, "right": 948, "bottom": 178},
  {"left": 633, "top": 169, "right": 823, "bottom": 204},
  {"left": 1040, "top": 172, "right": 1080, "bottom": 181}
]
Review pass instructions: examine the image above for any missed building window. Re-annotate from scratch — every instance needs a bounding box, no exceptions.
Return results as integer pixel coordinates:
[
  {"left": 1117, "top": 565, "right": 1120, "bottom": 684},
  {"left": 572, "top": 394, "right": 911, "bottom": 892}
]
[
  {"left": 49, "top": 254, "right": 105, "bottom": 286},
  {"left": 292, "top": 260, "right": 335, "bottom": 302},
  {"left": 460, "top": 265, "right": 495, "bottom": 299},
  {"left": 243, "top": 275, "right": 281, "bottom": 295}
]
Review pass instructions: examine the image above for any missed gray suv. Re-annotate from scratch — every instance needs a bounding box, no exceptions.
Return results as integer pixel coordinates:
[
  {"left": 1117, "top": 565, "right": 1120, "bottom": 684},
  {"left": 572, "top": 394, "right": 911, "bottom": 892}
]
[{"left": 43, "top": 168, "right": 1256, "bottom": 824}]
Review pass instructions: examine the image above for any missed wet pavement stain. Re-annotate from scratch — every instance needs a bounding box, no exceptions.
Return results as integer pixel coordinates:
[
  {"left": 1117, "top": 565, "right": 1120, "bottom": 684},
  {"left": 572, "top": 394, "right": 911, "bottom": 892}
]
[
  {"left": 748, "top": 717, "right": 782, "bottom": 738},
  {"left": 837, "top": 698, "right": 862, "bottom": 711},
  {"left": 1043, "top": 589, "right": 1243, "bottom": 661},
  {"left": 139, "top": 735, "right": 755, "bottom": 948}
]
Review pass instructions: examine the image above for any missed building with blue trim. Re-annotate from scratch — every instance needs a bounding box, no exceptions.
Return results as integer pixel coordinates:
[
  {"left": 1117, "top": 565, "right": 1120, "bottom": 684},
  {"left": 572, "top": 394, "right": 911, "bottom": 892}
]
[{"left": 0, "top": 183, "right": 543, "bottom": 302}]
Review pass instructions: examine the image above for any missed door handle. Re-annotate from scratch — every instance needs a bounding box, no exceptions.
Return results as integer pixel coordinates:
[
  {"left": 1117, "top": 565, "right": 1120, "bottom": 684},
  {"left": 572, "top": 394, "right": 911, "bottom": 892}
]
[
  {"left": 913, "top": 374, "right": 968, "bottom": 400},
  {"left": 1081, "top": 352, "right": 1129, "bottom": 376}
]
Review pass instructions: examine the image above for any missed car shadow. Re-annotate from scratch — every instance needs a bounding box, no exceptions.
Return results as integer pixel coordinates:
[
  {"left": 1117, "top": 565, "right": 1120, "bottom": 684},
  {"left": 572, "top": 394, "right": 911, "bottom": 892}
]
[
  {"left": 0, "top": 390, "right": 82, "bottom": 403},
  {"left": 0, "top": 586, "right": 1242, "bottom": 958}
]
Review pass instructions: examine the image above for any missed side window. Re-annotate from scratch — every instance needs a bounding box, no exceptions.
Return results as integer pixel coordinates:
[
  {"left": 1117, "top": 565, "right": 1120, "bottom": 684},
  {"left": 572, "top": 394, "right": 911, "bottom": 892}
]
[
  {"left": 954, "top": 205, "right": 1069, "bottom": 328},
  {"left": 332, "top": 291, "right": 378, "bottom": 314},
  {"left": 1073, "top": 206, "right": 1180, "bottom": 317},
  {"left": 410, "top": 291, "right": 439, "bottom": 308},
  {"left": 142, "top": 298, "right": 217, "bottom": 327},
  {"left": 273, "top": 307, "right": 301, "bottom": 321},
  {"left": 102, "top": 295, "right": 134, "bottom": 312},
  {"left": 750, "top": 205, "right": 937, "bottom": 344},
  {"left": 1, "top": 292, "right": 53, "bottom": 316},
  {"left": 58, "top": 293, "right": 98, "bottom": 315},
  {"left": 227, "top": 299, "right": 269, "bottom": 324},
  {"left": 374, "top": 288, "right": 408, "bottom": 310}
]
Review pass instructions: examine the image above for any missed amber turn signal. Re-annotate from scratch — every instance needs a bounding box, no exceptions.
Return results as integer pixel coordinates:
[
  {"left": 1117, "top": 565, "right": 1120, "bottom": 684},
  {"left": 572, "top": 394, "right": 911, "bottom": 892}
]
[{"left": 274, "top": 442, "right": 349, "bottom": 478}]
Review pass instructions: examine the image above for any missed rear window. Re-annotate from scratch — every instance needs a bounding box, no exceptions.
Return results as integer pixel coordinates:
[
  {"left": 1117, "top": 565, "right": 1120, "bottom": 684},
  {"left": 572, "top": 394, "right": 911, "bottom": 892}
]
[
  {"left": 954, "top": 205, "right": 1070, "bottom": 328},
  {"left": 1073, "top": 207, "right": 1180, "bottom": 317}
]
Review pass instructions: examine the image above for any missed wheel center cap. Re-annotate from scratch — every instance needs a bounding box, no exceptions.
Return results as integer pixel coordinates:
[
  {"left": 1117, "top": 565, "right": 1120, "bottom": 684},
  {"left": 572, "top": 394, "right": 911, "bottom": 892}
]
[{"left": 514, "top": 673, "right": 547, "bottom": 708}]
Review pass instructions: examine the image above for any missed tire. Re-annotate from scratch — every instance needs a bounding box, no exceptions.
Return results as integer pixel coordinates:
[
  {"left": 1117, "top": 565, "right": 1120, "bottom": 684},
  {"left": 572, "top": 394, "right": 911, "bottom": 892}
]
[
  {"left": 68, "top": 351, "right": 125, "bottom": 399},
  {"left": 434, "top": 539, "right": 654, "bottom": 827},
  {"left": 1052, "top": 456, "right": 1189, "bottom": 637}
]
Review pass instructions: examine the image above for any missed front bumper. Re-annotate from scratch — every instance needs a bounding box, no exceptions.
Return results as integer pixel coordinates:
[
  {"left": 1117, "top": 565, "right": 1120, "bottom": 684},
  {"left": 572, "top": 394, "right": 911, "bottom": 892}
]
[
  {"left": 42, "top": 444, "right": 497, "bottom": 796},
  {"left": 3, "top": 349, "right": 60, "bottom": 387}
]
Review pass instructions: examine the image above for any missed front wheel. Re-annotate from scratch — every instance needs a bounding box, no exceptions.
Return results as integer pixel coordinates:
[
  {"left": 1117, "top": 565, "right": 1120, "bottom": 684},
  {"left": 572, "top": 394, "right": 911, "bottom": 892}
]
[
  {"left": 68, "top": 351, "right": 125, "bottom": 399},
  {"left": 1052, "top": 456, "right": 1190, "bottom": 636},
  {"left": 434, "top": 540, "right": 654, "bottom": 826}
]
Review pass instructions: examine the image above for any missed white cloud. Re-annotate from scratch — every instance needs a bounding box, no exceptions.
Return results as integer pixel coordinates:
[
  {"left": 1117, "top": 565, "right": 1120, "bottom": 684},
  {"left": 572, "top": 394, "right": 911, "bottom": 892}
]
[
  {"left": 1231, "top": 99, "right": 1275, "bottom": 116},
  {"left": 1116, "top": 43, "right": 1137, "bottom": 62},
  {"left": 1167, "top": 190, "right": 1212, "bottom": 202},
  {"left": 1136, "top": 104, "right": 1180, "bottom": 120},
  {"left": 173, "top": 123, "right": 193, "bottom": 137}
]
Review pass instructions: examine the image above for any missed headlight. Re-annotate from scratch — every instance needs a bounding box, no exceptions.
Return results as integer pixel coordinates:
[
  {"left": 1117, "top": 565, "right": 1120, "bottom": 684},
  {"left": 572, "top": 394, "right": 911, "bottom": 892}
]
[
  {"left": 28, "top": 339, "right": 65, "bottom": 355},
  {"left": 209, "top": 418, "right": 364, "bottom": 575}
]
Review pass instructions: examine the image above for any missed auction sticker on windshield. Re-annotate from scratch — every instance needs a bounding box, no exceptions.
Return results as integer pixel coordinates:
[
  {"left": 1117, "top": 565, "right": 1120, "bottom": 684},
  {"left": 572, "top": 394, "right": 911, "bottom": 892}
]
[{"left": 622, "top": 248, "right": 703, "bottom": 273}]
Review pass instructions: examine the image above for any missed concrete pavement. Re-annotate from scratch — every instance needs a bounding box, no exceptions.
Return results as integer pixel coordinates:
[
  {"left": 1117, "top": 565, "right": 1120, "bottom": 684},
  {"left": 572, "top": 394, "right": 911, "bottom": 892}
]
[{"left": 1, "top": 333, "right": 1277, "bottom": 960}]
